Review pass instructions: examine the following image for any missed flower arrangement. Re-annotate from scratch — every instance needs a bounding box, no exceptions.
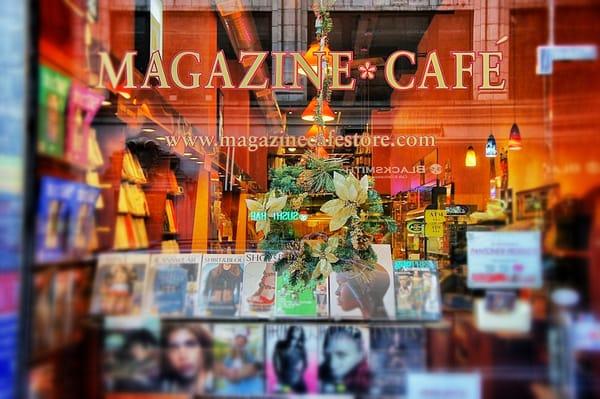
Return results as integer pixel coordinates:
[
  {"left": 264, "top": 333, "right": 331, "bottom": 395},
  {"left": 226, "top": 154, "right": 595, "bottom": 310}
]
[{"left": 246, "top": 152, "right": 397, "bottom": 287}]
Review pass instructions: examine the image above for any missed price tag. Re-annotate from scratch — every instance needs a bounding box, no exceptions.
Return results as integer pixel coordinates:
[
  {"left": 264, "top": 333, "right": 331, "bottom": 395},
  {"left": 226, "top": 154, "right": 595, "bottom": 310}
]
[
  {"left": 425, "top": 210, "right": 446, "bottom": 224},
  {"left": 425, "top": 223, "right": 444, "bottom": 238}
]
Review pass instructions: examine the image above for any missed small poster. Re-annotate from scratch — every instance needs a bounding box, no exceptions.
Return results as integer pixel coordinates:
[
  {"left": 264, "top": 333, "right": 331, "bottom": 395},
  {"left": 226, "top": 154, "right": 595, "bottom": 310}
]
[
  {"left": 330, "top": 244, "right": 395, "bottom": 320},
  {"left": 212, "top": 324, "right": 264, "bottom": 396},
  {"left": 407, "top": 372, "right": 481, "bottom": 399},
  {"left": 104, "top": 316, "right": 161, "bottom": 393},
  {"left": 266, "top": 324, "right": 319, "bottom": 394},
  {"left": 198, "top": 254, "right": 244, "bottom": 317},
  {"left": 275, "top": 272, "right": 328, "bottom": 318},
  {"left": 467, "top": 231, "right": 542, "bottom": 288},
  {"left": 65, "top": 83, "right": 103, "bottom": 167},
  {"left": 318, "top": 325, "right": 371, "bottom": 395},
  {"left": 37, "top": 65, "right": 71, "bottom": 158},
  {"left": 240, "top": 253, "right": 276, "bottom": 318},
  {"left": 35, "top": 177, "right": 77, "bottom": 264},
  {"left": 90, "top": 253, "right": 150, "bottom": 316},
  {"left": 393, "top": 260, "right": 441, "bottom": 321},
  {"left": 147, "top": 254, "right": 202, "bottom": 317}
]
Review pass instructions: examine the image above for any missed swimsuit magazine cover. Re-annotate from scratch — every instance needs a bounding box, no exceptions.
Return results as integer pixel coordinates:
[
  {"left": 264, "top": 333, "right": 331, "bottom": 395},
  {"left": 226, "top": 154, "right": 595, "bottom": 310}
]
[{"left": 90, "top": 253, "right": 150, "bottom": 316}]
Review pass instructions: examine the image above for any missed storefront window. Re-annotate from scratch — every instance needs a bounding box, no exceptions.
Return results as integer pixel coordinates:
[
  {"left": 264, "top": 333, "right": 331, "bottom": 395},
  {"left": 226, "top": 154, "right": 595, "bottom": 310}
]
[{"left": 14, "top": 0, "right": 600, "bottom": 398}]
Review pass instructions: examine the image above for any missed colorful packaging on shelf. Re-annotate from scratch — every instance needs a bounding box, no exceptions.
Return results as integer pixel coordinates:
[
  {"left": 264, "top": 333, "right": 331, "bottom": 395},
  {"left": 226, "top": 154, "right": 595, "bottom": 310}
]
[
  {"left": 240, "top": 253, "right": 277, "bottom": 319},
  {"left": 65, "top": 83, "right": 103, "bottom": 167},
  {"left": 393, "top": 260, "right": 441, "bottom": 321},
  {"left": 52, "top": 269, "right": 74, "bottom": 347},
  {"left": 68, "top": 183, "right": 100, "bottom": 257},
  {"left": 32, "top": 269, "right": 55, "bottom": 355},
  {"left": 369, "top": 326, "right": 426, "bottom": 397},
  {"left": 37, "top": 65, "right": 71, "bottom": 158},
  {"left": 90, "top": 253, "right": 151, "bottom": 316},
  {"left": 211, "top": 324, "right": 264, "bottom": 396},
  {"left": 35, "top": 176, "right": 77, "bottom": 264},
  {"left": 266, "top": 324, "right": 319, "bottom": 394},
  {"left": 147, "top": 254, "right": 201, "bottom": 317},
  {"left": 159, "top": 322, "right": 214, "bottom": 396},
  {"left": 274, "top": 272, "right": 328, "bottom": 319},
  {"left": 197, "top": 254, "right": 244, "bottom": 318},
  {"left": 330, "top": 244, "right": 395, "bottom": 320},
  {"left": 318, "top": 325, "right": 371, "bottom": 395},
  {"left": 104, "top": 316, "right": 161, "bottom": 393}
]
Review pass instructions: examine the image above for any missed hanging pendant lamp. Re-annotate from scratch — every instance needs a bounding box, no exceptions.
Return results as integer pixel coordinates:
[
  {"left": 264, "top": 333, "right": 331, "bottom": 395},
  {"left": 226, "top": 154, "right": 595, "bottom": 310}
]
[
  {"left": 465, "top": 145, "right": 477, "bottom": 167},
  {"left": 298, "top": 41, "right": 331, "bottom": 76},
  {"left": 485, "top": 134, "right": 497, "bottom": 157},
  {"left": 508, "top": 123, "right": 522, "bottom": 151},
  {"left": 301, "top": 97, "right": 335, "bottom": 122}
]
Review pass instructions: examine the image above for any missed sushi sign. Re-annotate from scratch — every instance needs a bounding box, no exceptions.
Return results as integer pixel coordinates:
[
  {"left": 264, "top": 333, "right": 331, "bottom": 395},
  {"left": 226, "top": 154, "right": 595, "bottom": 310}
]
[{"left": 250, "top": 211, "right": 308, "bottom": 222}]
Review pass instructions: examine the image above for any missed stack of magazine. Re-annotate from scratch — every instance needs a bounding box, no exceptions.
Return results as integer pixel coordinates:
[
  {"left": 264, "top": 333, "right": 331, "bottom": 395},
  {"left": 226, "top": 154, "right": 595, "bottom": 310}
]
[
  {"left": 103, "top": 317, "right": 427, "bottom": 397},
  {"left": 90, "top": 245, "right": 442, "bottom": 321}
]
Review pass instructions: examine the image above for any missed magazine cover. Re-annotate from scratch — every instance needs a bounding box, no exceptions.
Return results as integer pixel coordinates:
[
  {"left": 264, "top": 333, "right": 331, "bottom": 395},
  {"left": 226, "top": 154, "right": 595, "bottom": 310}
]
[
  {"left": 197, "top": 254, "right": 244, "bottom": 317},
  {"left": 160, "top": 322, "right": 214, "bottom": 396},
  {"left": 318, "top": 325, "right": 371, "bottom": 396},
  {"left": 90, "top": 253, "right": 150, "bottom": 316},
  {"left": 32, "top": 269, "right": 55, "bottom": 355},
  {"left": 104, "top": 316, "right": 161, "bottom": 393},
  {"left": 68, "top": 183, "right": 100, "bottom": 257},
  {"left": 52, "top": 269, "right": 73, "bottom": 347},
  {"left": 64, "top": 83, "right": 103, "bottom": 167},
  {"left": 37, "top": 65, "right": 71, "bottom": 158},
  {"left": 266, "top": 324, "right": 319, "bottom": 394},
  {"left": 70, "top": 267, "right": 93, "bottom": 341},
  {"left": 28, "top": 363, "right": 56, "bottom": 399},
  {"left": 274, "top": 272, "right": 328, "bottom": 318},
  {"left": 369, "top": 326, "right": 426, "bottom": 397},
  {"left": 35, "top": 177, "right": 77, "bottom": 264},
  {"left": 330, "top": 244, "right": 395, "bottom": 320},
  {"left": 212, "top": 324, "right": 264, "bottom": 396},
  {"left": 393, "top": 260, "right": 441, "bottom": 321},
  {"left": 240, "top": 253, "right": 277, "bottom": 318},
  {"left": 147, "top": 254, "right": 202, "bottom": 317}
]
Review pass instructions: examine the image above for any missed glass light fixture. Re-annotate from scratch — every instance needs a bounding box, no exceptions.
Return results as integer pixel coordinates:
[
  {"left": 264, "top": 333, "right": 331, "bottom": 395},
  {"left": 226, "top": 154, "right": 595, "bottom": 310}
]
[
  {"left": 301, "top": 97, "right": 335, "bottom": 122},
  {"left": 508, "top": 123, "right": 522, "bottom": 151},
  {"left": 298, "top": 41, "right": 331, "bottom": 76},
  {"left": 485, "top": 134, "right": 497, "bottom": 157},
  {"left": 465, "top": 145, "right": 477, "bottom": 167}
]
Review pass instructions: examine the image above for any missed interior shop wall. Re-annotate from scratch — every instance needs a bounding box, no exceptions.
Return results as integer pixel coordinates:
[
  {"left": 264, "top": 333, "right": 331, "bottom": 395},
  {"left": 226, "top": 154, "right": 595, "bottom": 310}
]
[{"left": 372, "top": 6, "right": 600, "bottom": 207}]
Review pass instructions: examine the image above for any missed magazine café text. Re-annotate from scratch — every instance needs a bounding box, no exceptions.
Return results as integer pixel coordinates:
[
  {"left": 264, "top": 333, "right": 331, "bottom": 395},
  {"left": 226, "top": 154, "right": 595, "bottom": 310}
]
[{"left": 96, "top": 49, "right": 507, "bottom": 92}]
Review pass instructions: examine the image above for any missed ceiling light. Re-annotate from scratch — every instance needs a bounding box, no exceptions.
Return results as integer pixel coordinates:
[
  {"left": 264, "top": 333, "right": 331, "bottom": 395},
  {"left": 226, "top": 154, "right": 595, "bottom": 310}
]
[
  {"left": 465, "top": 145, "right": 477, "bottom": 167},
  {"left": 301, "top": 97, "right": 335, "bottom": 122}
]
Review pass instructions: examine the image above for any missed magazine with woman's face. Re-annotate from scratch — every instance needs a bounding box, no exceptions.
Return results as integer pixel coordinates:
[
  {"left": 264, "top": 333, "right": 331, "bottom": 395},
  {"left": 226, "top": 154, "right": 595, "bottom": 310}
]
[
  {"left": 266, "top": 324, "right": 319, "bottom": 394},
  {"left": 369, "top": 326, "right": 427, "bottom": 396},
  {"left": 318, "top": 325, "right": 371, "bottom": 395},
  {"left": 104, "top": 316, "right": 161, "bottom": 393},
  {"left": 330, "top": 244, "right": 395, "bottom": 320},
  {"left": 160, "top": 322, "right": 214, "bottom": 396}
]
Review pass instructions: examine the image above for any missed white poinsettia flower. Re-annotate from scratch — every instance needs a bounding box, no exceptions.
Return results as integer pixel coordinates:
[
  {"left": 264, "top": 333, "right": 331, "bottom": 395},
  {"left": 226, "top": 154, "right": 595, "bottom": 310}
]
[
  {"left": 310, "top": 236, "right": 339, "bottom": 279},
  {"left": 246, "top": 193, "right": 287, "bottom": 235},
  {"left": 320, "top": 172, "right": 370, "bottom": 231}
]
